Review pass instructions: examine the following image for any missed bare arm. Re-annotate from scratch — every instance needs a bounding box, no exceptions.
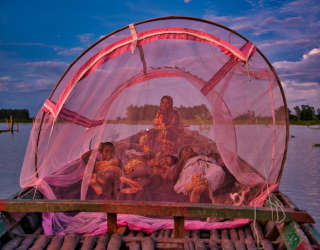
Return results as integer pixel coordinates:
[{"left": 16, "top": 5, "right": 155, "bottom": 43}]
[{"left": 167, "top": 159, "right": 185, "bottom": 183}]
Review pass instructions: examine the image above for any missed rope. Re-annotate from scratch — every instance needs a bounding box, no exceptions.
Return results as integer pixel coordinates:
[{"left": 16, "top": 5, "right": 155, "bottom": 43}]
[{"left": 129, "top": 23, "right": 138, "bottom": 54}]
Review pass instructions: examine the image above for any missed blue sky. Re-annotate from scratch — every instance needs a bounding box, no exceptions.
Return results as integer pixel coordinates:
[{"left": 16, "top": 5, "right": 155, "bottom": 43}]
[{"left": 0, "top": 0, "right": 319, "bottom": 116}]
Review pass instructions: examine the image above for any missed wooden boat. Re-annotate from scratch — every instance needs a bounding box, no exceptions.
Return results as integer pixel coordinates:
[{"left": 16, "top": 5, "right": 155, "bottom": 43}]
[
  {"left": 1, "top": 16, "right": 319, "bottom": 249},
  {"left": 0, "top": 187, "right": 319, "bottom": 249}
]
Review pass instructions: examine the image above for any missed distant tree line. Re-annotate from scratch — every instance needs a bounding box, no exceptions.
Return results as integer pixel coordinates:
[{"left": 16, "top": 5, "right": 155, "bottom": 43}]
[
  {"left": 233, "top": 106, "right": 287, "bottom": 124},
  {"left": 120, "top": 104, "right": 212, "bottom": 122},
  {"left": 0, "top": 109, "right": 31, "bottom": 121},
  {"left": 289, "top": 105, "right": 320, "bottom": 122},
  {"left": 233, "top": 105, "right": 320, "bottom": 125}
]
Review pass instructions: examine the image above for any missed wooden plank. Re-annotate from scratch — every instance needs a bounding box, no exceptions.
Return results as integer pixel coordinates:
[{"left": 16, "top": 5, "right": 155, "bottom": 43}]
[
  {"left": 60, "top": 234, "right": 80, "bottom": 250},
  {"left": 107, "top": 213, "right": 117, "bottom": 234},
  {"left": 221, "top": 229, "right": 229, "bottom": 241},
  {"left": 210, "top": 229, "right": 220, "bottom": 242},
  {"left": 28, "top": 235, "right": 50, "bottom": 250},
  {"left": 164, "top": 229, "right": 171, "bottom": 238},
  {"left": 80, "top": 236, "right": 97, "bottom": 250},
  {"left": 0, "top": 199, "right": 314, "bottom": 223},
  {"left": 107, "top": 234, "right": 123, "bottom": 250},
  {"left": 229, "top": 229, "right": 238, "bottom": 241},
  {"left": 173, "top": 216, "right": 185, "bottom": 238},
  {"left": 244, "top": 227, "right": 258, "bottom": 250},
  {"left": 234, "top": 240, "right": 246, "bottom": 250},
  {"left": 250, "top": 221, "right": 264, "bottom": 244},
  {"left": 208, "top": 240, "right": 219, "bottom": 250},
  {"left": 1, "top": 236, "right": 23, "bottom": 250},
  {"left": 194, "top": 239, "right": 206, "bottom": 250},
  {"left": 124, "top": 236, "right": 207, "bottom": 244},
  {"left": 16, "top": 237, "right": 36, "bottom": 250},
  {"left": 94, "top": 234, "right": 109, "bottom": 250},
  {"left": 301, "top": 224, "right": 320, "bottom": 246},
  {"left": 128, "top": 241, "right": 141, "bottom": 250},
  {"left": 46, "top": 235, "right": 63, "bottom": 250},
  {"left": 141, "top": 237, "right": 154, "bottom": 250},
  {"left": 191, "top": 230, "right": 199, "bottom": 239},
  {"left": 261, "top": 239, "right": 274, "bottom": 250},
  {"left": 237, "top": 228, "right": 245, "bottom": 242},
  {"left": 264, "top": 221, "right": 279, "bottom": 241},
  {"left": 221, "top": 239, "right": 235, "bottom": 250},
  {"left": 277, "top": 192, "right": 296, "bottom": 209},
  {"left": 184, "top": 239, "right": 195, "bottom": 250},
  {"left": 244, "top": 238, "right": 257, "bottom": 250}
]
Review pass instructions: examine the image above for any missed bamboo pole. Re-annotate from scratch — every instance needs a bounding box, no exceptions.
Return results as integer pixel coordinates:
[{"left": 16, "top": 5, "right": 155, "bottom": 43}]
[
  {"left": 5, "top": 118, "right": 10, "bottom": 130},
  {"left": 10, "top": 115, "right": 14, "bottom": 132},
  {"left": 0, "top": 199, "right": 315, "bottom": 224}
]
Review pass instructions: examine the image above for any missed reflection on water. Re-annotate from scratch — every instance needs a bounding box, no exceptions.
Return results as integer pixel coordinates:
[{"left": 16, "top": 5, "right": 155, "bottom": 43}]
[{"left": 0, "top": 123, "right": 319, "bottom": 231}]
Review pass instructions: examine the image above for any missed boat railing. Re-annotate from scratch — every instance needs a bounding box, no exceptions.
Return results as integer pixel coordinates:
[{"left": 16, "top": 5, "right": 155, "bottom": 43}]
[{"left": 0, "top": 199, "right": 314, "bottom": 238}]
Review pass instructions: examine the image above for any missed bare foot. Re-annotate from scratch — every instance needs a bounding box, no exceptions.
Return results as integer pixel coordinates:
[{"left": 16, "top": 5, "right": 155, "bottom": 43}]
[{"left": 91, "top": 183, "right": 103, "bottom": 196}]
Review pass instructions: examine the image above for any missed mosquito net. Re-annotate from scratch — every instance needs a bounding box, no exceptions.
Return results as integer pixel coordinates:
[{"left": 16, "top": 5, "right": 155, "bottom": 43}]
[{"left": 20, "top": 17, "right": 288, "bottom": 235}]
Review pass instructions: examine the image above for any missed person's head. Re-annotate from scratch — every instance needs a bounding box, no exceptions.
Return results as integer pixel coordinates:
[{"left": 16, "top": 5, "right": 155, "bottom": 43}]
[
  {"left": 160, "top": 96, "right": 173, "bottom": 113},
  {"left": 99, "top": 142, "right": 115, "bottom": 161},
  {"left": 159, "top": 155, "right": 178, "bottom": 167},
  {"left": 179, "top": 146, "right": 196, "bottom": 161}
]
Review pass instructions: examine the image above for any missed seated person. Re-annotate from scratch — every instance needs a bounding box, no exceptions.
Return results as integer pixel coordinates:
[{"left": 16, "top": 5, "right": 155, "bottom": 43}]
[
  {"left": 149, "top": 154, "right": 178, "bottom": 180},
  {"left": 89, "top": 142, "right": 121, "bottom": 198},
  {"left": 120, "top": 158, "right": 151, "bottom": 196},
  {"left": 120, "top": 154, "right": 179, "bottom": 201},
  {"left": 173, "top": 146, "right": 227, "bottom": 203},
  {"left": 153, "top": 95, "right": 183, "bottom": 156}
]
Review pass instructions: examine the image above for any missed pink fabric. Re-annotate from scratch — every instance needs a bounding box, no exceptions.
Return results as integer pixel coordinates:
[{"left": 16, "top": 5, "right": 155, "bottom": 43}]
[
  {"left": 201, "top": 41, "right": 256, "bottom": 96},
  {"left": 20, "top": 17, "right": 288, "bottom": 236},
  {"left": 42, "top": 100, "right": 103, "bottom": 128},
  {"left": 52, "top": 27, "right": 255, "bottom": 118},
  {"left": 42, "top": 212, "right": 251, "bottom": 236}
]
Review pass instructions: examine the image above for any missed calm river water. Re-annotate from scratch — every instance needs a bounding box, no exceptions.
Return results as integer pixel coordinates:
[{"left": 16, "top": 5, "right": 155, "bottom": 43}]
[{"left": 0, "top": 123, "right": 319, "bottom": 231}]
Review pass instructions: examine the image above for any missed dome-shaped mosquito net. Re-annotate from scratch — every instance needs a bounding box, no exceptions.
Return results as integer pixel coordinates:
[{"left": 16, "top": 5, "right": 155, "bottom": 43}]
[{"left": 20, "top": 17, "right": 288, "bottom": 235}]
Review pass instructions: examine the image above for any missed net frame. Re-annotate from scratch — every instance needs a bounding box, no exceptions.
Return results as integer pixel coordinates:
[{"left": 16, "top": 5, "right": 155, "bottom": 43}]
[
  {"left": 32, "top": 16, "right": 289, "bottom": 185},
  {"left": 21, "top": 16, "right": 291, "bottom": 235}
]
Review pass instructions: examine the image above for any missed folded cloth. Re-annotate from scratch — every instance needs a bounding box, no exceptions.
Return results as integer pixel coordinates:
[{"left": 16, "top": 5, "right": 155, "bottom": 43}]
[{"left": 174, "top": 155, "right": 226, "bottom": 195}]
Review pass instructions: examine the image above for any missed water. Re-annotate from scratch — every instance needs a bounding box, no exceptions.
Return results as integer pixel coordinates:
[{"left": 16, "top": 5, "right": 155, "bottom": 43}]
[{"left": 0, "top": 123, "right": 319, "bottom": 231}]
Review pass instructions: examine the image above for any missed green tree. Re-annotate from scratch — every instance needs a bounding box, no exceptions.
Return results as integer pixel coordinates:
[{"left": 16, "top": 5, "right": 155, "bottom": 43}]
[{"left": 294, "top": 106, "right": 301, "bottom": 120}]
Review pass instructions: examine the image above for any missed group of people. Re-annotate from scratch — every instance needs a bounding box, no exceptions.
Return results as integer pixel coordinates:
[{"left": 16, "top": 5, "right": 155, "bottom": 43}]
[{"left": 86, "top": 96, "right": 230, "bottom": 204}]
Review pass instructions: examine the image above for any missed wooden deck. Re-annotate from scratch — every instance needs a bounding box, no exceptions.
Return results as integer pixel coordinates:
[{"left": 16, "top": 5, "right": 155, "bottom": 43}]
[
  {"left": 0, "top": 223, "right": 279, "bottom": 250},
  {"left": 0, "top": 190, "right": 319, "bottom": 249}
]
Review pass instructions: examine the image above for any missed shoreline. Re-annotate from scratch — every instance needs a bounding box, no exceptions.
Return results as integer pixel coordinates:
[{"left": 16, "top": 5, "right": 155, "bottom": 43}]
[{"left": 1, "top": 120, "right": 319, "bottom": 126}]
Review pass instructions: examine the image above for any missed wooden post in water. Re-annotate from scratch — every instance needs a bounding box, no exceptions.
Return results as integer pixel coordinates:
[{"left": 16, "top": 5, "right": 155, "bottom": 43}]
[
  {"left": 16, "top": 122, "right": 19, "bottom": 132},
  {"left": 5, "top": 118, "right": 10, "bottom": 130},
  {"left": 10, "top": 115, "right": 14, "bottom": 133}
]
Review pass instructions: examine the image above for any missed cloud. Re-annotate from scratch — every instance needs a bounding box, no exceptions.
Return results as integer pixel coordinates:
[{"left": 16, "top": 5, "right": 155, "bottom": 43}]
[
  {"left": 274, "top": 48, "right": 320, "bottom": 82},
  {"left": 0, "top": 41, "right": 84, "bottom": 57},
  {"left": 0, "top": 60, "right": 68, "bottom": 93},
  {"left": 204, "top": 0, "right": 319, "bottom": 54},
  {"left": 274, "top": 48, "right": 320, "bottom": 108},
  {"left": 282, "top": 80, "right": 320, "bottom": 109},
  {"left": 24, "top": 61, "right": 67, "bottom": 78},
  {"left": 303, "top": 48, "right": 320, "bottom": 60},
  {"left": 56, "top": 47, "right": 83, "bottom": 56},
  {"left": 0, "top": 76, "right": 12, "bottom": 81},
  {"left": 0, "top": 42, "right": 60, "bottom": 51},
  {"left": 0, "top": 76, "right": 12, "bottom": 92},
  {"left": 77, "top": 33, "right": 96, "bottom": 45},
  {"left": 184, "top": 0, "right": 191, "bottom": 3},
  {"left": 14, "top": 78, "right": 55, "bottom": 93}
]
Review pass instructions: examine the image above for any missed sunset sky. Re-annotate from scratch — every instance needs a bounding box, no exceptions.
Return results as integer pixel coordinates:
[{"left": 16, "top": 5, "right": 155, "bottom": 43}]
[{"left": 1, "top": 0, "right": 319, "bottom": 116}]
